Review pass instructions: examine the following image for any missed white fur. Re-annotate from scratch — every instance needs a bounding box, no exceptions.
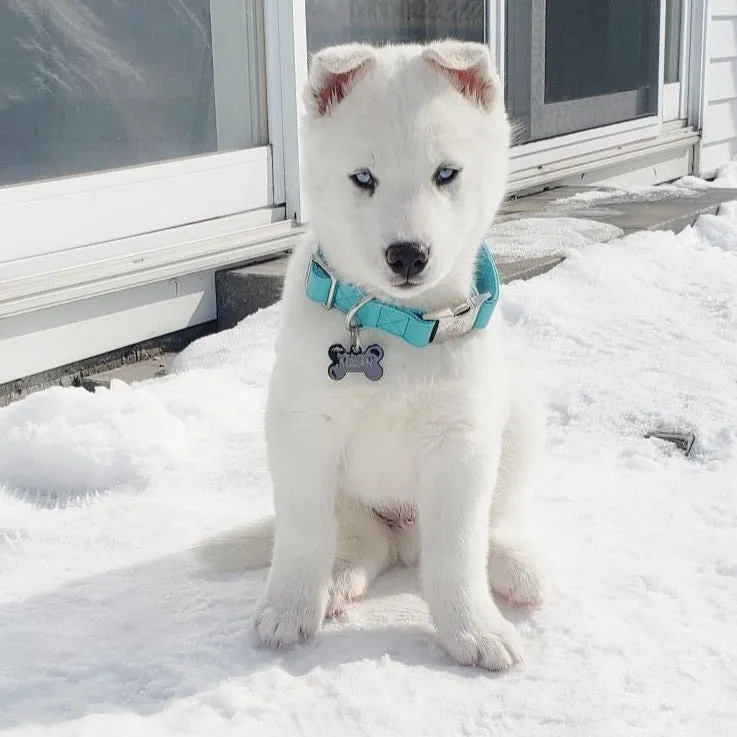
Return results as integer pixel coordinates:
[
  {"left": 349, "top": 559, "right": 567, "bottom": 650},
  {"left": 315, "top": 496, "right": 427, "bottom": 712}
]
[{"left": 247, "top": 41, "right": 545, "bottom": 670}]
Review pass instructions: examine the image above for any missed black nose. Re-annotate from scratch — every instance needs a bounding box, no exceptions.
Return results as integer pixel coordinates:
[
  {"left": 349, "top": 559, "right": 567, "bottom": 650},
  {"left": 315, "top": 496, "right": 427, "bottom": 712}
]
[{"left": 385, "top": 241, "right": 429, "bottom": 279}]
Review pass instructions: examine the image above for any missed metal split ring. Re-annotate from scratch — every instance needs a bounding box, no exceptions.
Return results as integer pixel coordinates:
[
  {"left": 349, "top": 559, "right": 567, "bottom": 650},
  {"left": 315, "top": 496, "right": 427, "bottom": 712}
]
[{"left": 344, "top": 296, "right": 374, "bottom": 349}]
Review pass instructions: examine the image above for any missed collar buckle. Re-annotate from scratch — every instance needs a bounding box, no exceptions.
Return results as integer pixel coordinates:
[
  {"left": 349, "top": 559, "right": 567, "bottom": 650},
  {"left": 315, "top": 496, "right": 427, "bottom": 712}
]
[
  {"left": 424, "top": 292, "right": 491, "bottom": 344},
  {"left": 307, "top": 254, "right": 338, "bottom": 309}
]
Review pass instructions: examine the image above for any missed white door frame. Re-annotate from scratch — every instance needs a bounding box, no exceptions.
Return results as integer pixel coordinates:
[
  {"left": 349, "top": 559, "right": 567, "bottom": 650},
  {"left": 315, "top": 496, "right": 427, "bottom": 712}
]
[
  {"left": 500, "top": 0, "right": 668, "bottom": 147},
  {"left": 488, "top": 0, "right": 506, "bottom": 79},
  {"left": 269, "top": 0, "right": 310, "bottom": 224},
  {"left": 662, "top": 0, "right": 694, "bottom": 121},
  {"left": 686, "top": 0, "right": 709, "bottom": 131},
  {"left": 252, "top": 0, "right": 701, "bottom": 223},
  {"left": 497, "top": 0, "right": 700, "bottom": 185}
]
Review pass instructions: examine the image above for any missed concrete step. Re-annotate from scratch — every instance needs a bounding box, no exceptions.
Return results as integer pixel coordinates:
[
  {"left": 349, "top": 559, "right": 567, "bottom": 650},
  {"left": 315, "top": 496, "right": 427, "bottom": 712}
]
[
  {"left": 79, "top": 354, "right": 176, "bottom": 391},
  {"left": 215, "top": 259, "right": 288, "bottom": 331}
]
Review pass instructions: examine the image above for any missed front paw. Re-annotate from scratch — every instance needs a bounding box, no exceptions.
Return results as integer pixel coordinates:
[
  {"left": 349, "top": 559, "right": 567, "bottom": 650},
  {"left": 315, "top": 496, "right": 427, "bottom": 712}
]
[
  {"left": 436, "top": 606, "right": 524, "bottom": 671},
  {"left": 254, "top": 595, "right": 324, "bottom": 648}
]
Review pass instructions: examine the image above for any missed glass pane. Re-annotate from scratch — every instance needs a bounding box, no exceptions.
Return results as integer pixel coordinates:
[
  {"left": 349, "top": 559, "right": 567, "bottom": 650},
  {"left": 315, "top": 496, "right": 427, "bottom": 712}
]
[
  {"left": 544, "top": 0, "right": 660, "bottom": 105},
  {"left": 506, "top": 0, "right": 660, "bottom": 144},
  {"left": 306, "top": 0, "right": 485, "bottom": 56},
  {"left": 665, "top": 0, "right": 683, "bottom": 84},
  {"left": 0, "top": 0, "right": 266, "bottom": 188}
]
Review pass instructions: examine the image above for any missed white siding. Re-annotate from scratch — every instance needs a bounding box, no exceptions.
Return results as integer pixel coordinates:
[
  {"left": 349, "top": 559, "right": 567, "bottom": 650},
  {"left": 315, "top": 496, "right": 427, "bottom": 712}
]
[
  {"left": 712, "top": 0, "right": 737, "bottom": 19},
  {"left": 707, "top": 58, "right": 737, "bottom": 101},
  {"left": 703, "top": 97, "right": 737, "bottom": 142},
  {"left": 0, "top": 271, "right": 216, "bottom": 385},
  {"left": 699, "top": 9, "right": 737, "bottom": 176}
]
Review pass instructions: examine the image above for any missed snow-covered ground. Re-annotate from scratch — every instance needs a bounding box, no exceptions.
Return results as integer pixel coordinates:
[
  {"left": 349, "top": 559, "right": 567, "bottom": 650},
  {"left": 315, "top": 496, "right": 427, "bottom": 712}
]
[{"left": 1, "top": 164, "right": 736, "bottom": 736}]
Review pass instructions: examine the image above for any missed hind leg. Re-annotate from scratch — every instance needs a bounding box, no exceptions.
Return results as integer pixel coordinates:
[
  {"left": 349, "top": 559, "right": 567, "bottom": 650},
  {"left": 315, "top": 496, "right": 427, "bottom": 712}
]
[
  {"left": 326, "top": 495, "right": 394, "bottom": 618},
  {"left": 488, "top": 377, "right": 546, "bottom": 608},
  {"left": 488, "top": 529, "right": 545, "bottom": 608}
]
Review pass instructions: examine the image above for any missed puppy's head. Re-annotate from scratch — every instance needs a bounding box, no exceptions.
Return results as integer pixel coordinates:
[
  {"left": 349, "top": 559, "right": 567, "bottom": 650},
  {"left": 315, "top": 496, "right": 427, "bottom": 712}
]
[{"left": 301, "top": 41, "right": 510, "bottom": 303}]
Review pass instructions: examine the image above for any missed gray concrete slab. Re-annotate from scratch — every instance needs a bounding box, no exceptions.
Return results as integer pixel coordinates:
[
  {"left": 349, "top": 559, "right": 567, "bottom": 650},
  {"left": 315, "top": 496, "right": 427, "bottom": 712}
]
[
  {"left": 81, "top": 355, "right": 176, "bottom": 391},
  {"left": 498, "top": 186, "right": 737, "bottom": 234},
  {"left": 497, "top": 255, "right": 566, "bottom": 282},
  {"left": 215, "top": 260, "right": 285, "bottom": 331}
]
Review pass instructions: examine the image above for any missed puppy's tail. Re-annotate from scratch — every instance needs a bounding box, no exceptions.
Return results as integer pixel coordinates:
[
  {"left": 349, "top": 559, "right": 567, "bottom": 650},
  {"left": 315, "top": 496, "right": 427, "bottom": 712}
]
[{"left": 195, "top": 518, "right": 274, "bottom": 572}]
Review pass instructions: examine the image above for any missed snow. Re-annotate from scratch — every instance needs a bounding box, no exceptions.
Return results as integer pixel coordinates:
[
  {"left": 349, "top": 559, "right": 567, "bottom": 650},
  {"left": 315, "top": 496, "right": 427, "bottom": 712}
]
[
  {"left": 1, "top": 168, "right": 737, "bottom": 735},
  {"left": 550, "top": 181, "right": 703, "bottom": 207},
  {"left": 488, "top": 158, "right": 737, "bottom": 264},
  {"left": 489, "top": 217, "right": 623, "bottom": 262}
]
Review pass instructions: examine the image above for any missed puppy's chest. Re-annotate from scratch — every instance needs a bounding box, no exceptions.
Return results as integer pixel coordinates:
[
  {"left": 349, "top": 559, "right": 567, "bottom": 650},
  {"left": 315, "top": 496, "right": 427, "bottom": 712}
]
[{"left": 340, "top": 392, "right": 459, "bottom": 506}]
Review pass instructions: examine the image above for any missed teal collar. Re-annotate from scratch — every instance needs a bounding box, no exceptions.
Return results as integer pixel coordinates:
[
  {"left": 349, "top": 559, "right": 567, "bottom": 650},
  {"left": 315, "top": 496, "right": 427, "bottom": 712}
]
[{"left": 304, "top": 243, "right": 500, "bottom": 347}]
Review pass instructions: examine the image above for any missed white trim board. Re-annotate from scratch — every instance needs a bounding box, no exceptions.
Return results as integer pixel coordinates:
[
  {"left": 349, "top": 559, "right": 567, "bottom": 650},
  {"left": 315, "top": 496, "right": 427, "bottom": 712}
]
[
  {"left": 0, "top": 269, "right": 217, "bottom": 386},
  {"left": 663, "top": 83, "right": 683, "bottom": 120},
  {"left": 0, "top": 148, "right": 274, "bottom": 262},
  {"left": 510, "top": 116, "right": 662, "bottom": 168},
  {"left": 557, "top": 141, "right": 693, "bottom": 188},
  {"left": 0, "top": 208, "right": 302, "bottom": 320},
  {"left": 509, "top": 124, "right": 698, "bottom": 192}
]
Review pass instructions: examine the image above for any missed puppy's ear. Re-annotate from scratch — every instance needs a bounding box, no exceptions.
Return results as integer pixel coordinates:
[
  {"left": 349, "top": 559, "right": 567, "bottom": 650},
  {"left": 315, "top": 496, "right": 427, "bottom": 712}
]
[
  {"left": 305, "top": 44, "right": 376, "bottom": 117},
  {"left": 422, "top": 41, "right": 500, "bottom": 112}
]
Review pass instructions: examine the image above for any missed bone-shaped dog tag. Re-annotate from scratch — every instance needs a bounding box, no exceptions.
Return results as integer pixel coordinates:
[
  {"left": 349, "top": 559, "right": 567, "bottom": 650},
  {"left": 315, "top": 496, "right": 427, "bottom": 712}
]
[{"left": 328, "top": 344, "right": 384, "bottom": 381}]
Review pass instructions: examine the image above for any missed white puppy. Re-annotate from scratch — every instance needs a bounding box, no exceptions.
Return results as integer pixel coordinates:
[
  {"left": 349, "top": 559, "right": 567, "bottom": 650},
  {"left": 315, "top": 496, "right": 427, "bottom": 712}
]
[{"left": 252, "top": 40, "right": 545, "bottom": 671}]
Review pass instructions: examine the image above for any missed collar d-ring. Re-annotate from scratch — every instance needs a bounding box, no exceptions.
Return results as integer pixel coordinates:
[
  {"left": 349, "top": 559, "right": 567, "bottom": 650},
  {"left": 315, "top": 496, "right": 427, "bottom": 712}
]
[{"left": 344, "top": 295, "right": 375, "bottom": 332}]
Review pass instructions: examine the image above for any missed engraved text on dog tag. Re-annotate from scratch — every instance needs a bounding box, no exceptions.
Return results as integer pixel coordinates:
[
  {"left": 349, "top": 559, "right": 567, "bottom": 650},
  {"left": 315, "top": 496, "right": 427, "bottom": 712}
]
[{"left": 328, "top": 344, "right": 384, "bottom": 381}]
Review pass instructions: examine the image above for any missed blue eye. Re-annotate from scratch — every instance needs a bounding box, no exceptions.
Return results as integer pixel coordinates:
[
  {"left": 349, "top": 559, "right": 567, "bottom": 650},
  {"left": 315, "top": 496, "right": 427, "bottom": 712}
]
[
  {"left": 350, "top": 169, "right": 377, "bottom": 192},
  {"left": 434, "top": 166, "right": 460, "bottom": 186}
]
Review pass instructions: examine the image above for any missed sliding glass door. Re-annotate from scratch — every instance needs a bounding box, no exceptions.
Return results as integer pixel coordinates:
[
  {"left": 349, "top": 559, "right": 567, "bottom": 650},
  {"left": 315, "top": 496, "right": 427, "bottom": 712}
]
[
  {"left": 0, "top": 0, "right": 266, "bottom": 186},
  {"left": 506, "top": 0, "right": 661, "bottom": 143},
  {"left": 305, "top": 0, "right": 486, "bottom": 55},
  {"left": 1, "top": 0, "right": 276, "bottom": 262}
]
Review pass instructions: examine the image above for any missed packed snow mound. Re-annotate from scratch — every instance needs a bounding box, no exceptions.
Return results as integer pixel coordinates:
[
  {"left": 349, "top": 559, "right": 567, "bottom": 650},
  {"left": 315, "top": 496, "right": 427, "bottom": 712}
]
[
  {"left": 0, "top": 382, "right": 193, "bottom": 504},
  {"left": 714, "top": 159, "right": 737, "bottom": 186},
  {"left": 1, "top": 174, "right": 736, "bottom": 735}
]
